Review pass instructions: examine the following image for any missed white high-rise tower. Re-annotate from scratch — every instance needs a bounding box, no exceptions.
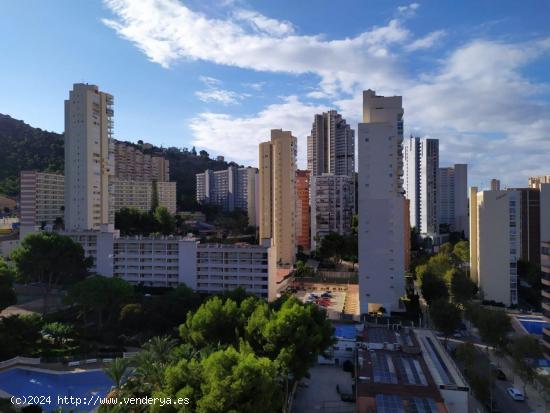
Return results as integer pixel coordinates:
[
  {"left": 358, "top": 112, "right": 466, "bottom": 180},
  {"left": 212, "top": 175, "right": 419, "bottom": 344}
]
[
  {"left": 64, "top": 83, "right": 115, "bottom": 230},
  {"left": 358, "top": 90, "right": 406, "bottom": 313}
]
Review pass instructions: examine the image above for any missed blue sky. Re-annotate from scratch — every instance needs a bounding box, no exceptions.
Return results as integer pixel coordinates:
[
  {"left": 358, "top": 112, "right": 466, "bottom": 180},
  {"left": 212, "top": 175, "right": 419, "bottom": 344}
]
[{"left": 1, "top": 0, "right": 549, "bottom": 187}]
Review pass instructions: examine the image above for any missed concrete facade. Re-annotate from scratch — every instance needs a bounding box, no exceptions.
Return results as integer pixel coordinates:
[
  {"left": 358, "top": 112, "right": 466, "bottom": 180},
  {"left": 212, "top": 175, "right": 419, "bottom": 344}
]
[
  {"left": 540, "top": 184, "right": 550, "bottom": 355},
  {"left": 114, "top": 141, "right": 170, "bottom": 182},
  {"left": 19, "top": 171, "right": 64, "bottom": 231},
  {"left": 259, "top": 129, "right": 297, "bottom": 267},
  {"left": 307, "top": 110, "right": 355, "bottom": 177},
  {"left": 295, "top": 170, "right": 311, "bottom": 252},
  {"left": 403, "top": 137, "right": 439, "bottom": 237},
  {"left": 438, "top": 164, "right": 468, "bottom": 237},
  {"left": 358, "top": 90, "right": 406, "bottom": 313},
  {"left": 64, "top": 83, "right": 115, "bottom": 231},
  {"left": 310, "top": 174, "right": 354, "bottom": 250},
  {"left": 64, "top": 228, "right": 273, "bottom": 299},
  {"left": 470, "top": 188, "right": 520, "bottom": 306},
  {"left": 113, "top": 179, "right": 177, "bottom": 214},
  {"left": 196, "top": 166, "right": 258, "bottom": 225}
]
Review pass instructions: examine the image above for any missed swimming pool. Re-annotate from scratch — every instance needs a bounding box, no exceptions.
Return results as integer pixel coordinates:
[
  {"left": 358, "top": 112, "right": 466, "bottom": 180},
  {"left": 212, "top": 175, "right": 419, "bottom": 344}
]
[
  {"left": 516, "top": 316, "right": 550, "bottom": 336},
  {"left": 0, "top": 368, "right": 113, "bottom": 412}
]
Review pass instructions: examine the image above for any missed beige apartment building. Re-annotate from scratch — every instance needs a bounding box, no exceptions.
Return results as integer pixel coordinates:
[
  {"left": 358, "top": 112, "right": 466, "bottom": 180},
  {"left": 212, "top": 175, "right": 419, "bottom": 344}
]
[
  {"left": 259, "top": 129, "right": 297, "bottom": 267},
  {"left": 114, "top": 141, "right": 170, "bottom": 182},
  {"left": 113, "top": 179, "right": 176, "bottom": 214},
  {"left": 64, "top": 83, "right": 115, "bottom": 230},
  {"left": 20, "top": 171, "right": 65, "bottom": 232},
  {"left": 529, "top": 175, "right": 550, "bottom": 190},
  {"left": 470, "top": 188, "right": 520, "bottom": 306}
]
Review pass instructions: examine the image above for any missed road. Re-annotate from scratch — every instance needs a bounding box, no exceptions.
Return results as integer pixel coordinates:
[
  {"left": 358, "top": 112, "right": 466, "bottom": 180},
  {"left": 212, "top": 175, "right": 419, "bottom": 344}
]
[{"left": 443, "top": 335, "right": 539, "bottom": 413}]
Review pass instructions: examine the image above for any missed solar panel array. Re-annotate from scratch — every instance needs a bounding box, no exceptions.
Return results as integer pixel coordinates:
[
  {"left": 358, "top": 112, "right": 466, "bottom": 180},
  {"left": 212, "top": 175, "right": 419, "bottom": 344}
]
[
  {"left": 376, "top": 394, "right": 404, "bottom": 413},
  {"left": 422, "top": 336, "right": 456, "bottom": 385},
  {"left": 409, "top": 397, "right": 438, "bottom": 413},
  {"left": 375, "top": 395, "right": 438, "bottom": 413},
  {"left": 372, "top": 352, "right": 398, "bottom": 384},
  {"left": 394, "top": 356, "right": 428, "bottom": 386}
]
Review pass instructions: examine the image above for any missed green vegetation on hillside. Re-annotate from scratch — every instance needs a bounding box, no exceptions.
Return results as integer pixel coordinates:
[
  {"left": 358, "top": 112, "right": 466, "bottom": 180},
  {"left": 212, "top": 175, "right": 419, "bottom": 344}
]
[
  {"left": 0, "top": 114, "right": 234, "bottom": 209},
  {"left": 0, "top": 114, "right": 63, "bottom": 195}
]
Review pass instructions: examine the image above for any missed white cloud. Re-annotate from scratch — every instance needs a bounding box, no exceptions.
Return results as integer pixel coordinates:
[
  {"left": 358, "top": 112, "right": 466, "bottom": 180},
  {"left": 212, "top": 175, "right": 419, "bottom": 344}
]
[
  {"left": 199, "top": 76, "right": 222, "bottom": 87},
  {"left": 103, "top": 0, "right": 550, "bottom": 185},
  {"left": 397, "top": 3, "right": 420, "bottom": 18},
  {"left": 189, "top": 96, "right": 327, "bottom": 166},
  {"left": 405, "top": 30, "right": 446, "bottom": 51},
  {"left": 243, "top": 82, "right": 265, "bottom": 91},
  {"left": 233, "top": 9, "right": 295, "bottom": 37},
  {"left": 195, "top": 88, "right": 249, "bottom": 105}
]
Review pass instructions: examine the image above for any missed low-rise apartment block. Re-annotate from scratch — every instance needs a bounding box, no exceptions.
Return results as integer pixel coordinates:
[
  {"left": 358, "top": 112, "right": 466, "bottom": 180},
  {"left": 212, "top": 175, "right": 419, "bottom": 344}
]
[
  {"left": 20, "top": 171, "right": 64, "bottom": 233},
  {"left": 114, "top": 141, "right": 170, "bottom": 182},
  {"left": 64, "top": 227, "right": 274, "bottom": 299},
  {"left": 113, "top": 179, "right": 176, "bottom": 214}
]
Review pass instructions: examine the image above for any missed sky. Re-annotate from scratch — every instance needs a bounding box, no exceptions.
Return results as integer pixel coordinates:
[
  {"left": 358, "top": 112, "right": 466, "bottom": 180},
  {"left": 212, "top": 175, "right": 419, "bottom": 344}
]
[{"left": 1, "top": 0, "right": 549, "bottom": 188}]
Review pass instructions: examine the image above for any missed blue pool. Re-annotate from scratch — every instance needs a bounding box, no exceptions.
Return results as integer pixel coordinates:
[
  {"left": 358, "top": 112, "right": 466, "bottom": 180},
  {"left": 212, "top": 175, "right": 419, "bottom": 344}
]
[
  {"left": 334, "top": 324, "right": 358, "bottom": 340},
  {"left": 0, "top": 368, "right": 113, "bottom": 412},
  {"left": 516, "top": 316, "right": 550, "bottom": 336}
]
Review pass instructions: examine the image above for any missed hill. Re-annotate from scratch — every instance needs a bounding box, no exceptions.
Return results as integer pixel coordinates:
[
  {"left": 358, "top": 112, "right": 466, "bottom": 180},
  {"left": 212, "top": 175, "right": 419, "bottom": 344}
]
[{"left": 0, "top": 114, "right": 234, "bottom": 209}]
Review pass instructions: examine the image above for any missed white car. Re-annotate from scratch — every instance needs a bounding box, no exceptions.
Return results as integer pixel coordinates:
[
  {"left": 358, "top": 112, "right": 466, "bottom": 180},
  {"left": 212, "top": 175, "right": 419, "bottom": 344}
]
[{"left": 506, "top": 387, "right": 525, "bottom": 401}]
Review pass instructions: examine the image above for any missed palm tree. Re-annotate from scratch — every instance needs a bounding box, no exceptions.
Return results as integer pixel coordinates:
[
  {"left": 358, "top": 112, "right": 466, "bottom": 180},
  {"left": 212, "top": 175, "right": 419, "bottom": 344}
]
[
  {"left": 142, "top": 335, "right": 177, "bottom": 364},
  {"left": 103, "top": 357, "right": 130, "bottom": 390}
]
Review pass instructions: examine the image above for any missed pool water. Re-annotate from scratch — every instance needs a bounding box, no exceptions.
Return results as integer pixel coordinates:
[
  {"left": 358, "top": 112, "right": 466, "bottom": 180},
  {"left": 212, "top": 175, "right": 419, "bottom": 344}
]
[
  {"left": 0, "top": 368, "right": 113, "bottom": 412},
  {"left": 516, "top": 316, "right": 550, "bottom": 336}
]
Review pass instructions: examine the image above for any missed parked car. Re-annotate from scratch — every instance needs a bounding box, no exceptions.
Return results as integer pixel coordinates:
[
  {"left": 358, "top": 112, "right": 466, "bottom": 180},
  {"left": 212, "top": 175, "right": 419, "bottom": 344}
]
[
  {"left": 506, "top": 387, "right": 525, "bottom": 401},
  {"left": 321, "top": 291, "right": 332, "bottom": 298}
]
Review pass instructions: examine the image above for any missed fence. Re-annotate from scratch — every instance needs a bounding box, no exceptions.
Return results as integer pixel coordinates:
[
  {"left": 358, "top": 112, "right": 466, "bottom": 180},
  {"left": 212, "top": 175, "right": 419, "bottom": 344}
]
[{"left": 0, "top": 356, "right": 41, "bottom": 369}]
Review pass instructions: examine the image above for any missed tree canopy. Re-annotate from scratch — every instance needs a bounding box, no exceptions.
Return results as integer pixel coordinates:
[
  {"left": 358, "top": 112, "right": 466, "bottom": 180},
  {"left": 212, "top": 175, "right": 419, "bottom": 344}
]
[{"left": 12, "top": 232, "right": 91, "bottom": 313}]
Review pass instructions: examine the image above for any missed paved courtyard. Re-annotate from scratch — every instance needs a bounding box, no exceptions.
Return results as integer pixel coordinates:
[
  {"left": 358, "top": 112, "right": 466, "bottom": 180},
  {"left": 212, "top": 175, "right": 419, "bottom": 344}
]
[{"left": 293, "top": 365, "right": 355, "bottom": 413}]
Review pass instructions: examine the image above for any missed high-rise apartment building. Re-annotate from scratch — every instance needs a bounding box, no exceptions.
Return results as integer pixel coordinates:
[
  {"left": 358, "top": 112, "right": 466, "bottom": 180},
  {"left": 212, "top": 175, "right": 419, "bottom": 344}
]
[
  {"left": 358, "top": 89, "right": 406, "bottom": 313},
  {"left": 295, "top": 170, "right": 311, "bottom": 252},
  {"left": 20, "top": 171, "right": 65, "bottom": 233},
  {"left": 403, "top": 137, "right": 439, "bottom": 237},
  {"left": 114, "top": 141, "right": 170, "bottom": 182},
  {"left": 490, "top": 178, "right": 501, "bottom": 191},
  {"left": 113, "top": 179, "right": 177, "bottom": 214},
  {"left": 310, "top": 174, "right": 354, "bottom": 250},
  {"left": 307, "top": 110, "right": 355, "bottom": 177},
  {"left": 196, "top": 166, "right": 258, "bottom": 226},
  {"left": 438, "top": 164, "right": 468, "bottom": 236},
  {"left": 64, "top": 84, "right": 115, "bottom": 230},
  {"left": 529, "top": 175, "right": 550, "bottom": 190},
  {"left": 259, "top": 129, "right": 297, "bottom": 267},
  {"left": 539, "top": 184, "right": 550, "bottom": 356},
  {"left": 508, "top": 188, "right": 540, "bottom": 265},
  {"left": 470, "top": 188, "right": 520, "bottom": 306}
]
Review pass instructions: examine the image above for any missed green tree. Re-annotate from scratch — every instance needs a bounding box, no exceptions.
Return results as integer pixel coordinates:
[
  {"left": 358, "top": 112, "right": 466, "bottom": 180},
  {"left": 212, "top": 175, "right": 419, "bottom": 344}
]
[
  {"left": 0, "top": 257, "right": 16, "bottom": 311},
  {"left": 509, "top": 335, "right": 543, "bottom": 394},
  {"left": 246, "top": 297, "right": 334, "bottom": 380},
  {"left": 66, "top": 276, "right": 133, "bottom": 329},
  {"left": 455, "top": 342, "right": 477, "bottom": 367},
  {"left": 154, "top": 205, "right": 176, "bottom": 235},
  {"left": 180, "top": 297, "right": 243, "bottom": 348},
  {"left": 0, "top": 314, "right": 43, "bottom": 359},
  {"left": 453, "top": 240, "right": 469, "bottom": 263},
  {"left": 41, "top": 322, "right": 74, "bottom": 346},
  {"left": 429, "top": 299, "right": 461, "bottom": 341},
  {"left": 294, "top": 260, "right": 314, "bottom": 278},
  {"left": 12, "top": 232, "right": 91, "bottom": 314},
  {"left": 155, "top": 346, "right": 282, "bottom": 413},
  {"left": 420, "top": 271, "right": 449, "bottom": 305},
  {"left": 449, "top": 268, "right": 477, "bottom": 304},
  {"left": 476, "top": 308, "right": 511, "bottom": 348},
  {"left": 318, "top": 232, "right": 346, "bottom": 264},
  {"left": 103, "top": 357, "right": 131, "bottom": 390},
  {"left": 151, "top": 180, "right": 160, "bottom": 211}
]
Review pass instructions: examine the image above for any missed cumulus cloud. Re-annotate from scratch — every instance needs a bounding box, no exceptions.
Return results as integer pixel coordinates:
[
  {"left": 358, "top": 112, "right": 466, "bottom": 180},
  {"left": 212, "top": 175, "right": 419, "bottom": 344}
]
[
  {"left": 103, "top": 0, "right": 550, "bottom": 185},
  {"left": 196, "top": 75, "right": 249, "bottom": 104},
  {"left": 189, "top": 96, "right": 327, "bottom": 166},
  {"left": 405, "top": 30, "right": 446, "bottom": 51}
]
